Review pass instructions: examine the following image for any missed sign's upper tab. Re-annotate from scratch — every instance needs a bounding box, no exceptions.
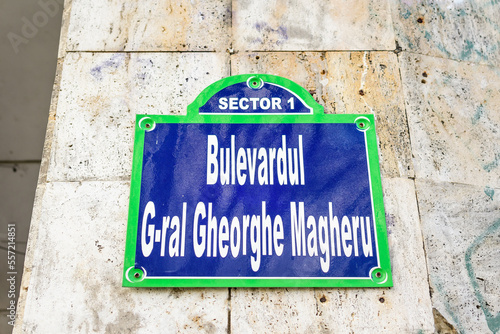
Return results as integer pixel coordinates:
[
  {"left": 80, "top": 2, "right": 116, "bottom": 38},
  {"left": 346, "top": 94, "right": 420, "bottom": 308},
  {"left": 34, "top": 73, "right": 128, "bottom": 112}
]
[{"left": 189, "top": 74, "right": 323, "bottom": 115}]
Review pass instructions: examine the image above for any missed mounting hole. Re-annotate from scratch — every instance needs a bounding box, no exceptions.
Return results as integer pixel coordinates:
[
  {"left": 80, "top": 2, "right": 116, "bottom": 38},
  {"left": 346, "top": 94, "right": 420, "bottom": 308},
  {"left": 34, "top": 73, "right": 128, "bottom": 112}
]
[
  {"left": 370, "top": 267, "right": 388, "bottom": 284},
  {"left": 139, "top": 117, "right": 156, "bottom": 132},
  {"left": 355, "top": 116, "right": 371, "bottom": 132},
  {"left": 246, "top": 76, "right": 264, "bottom": 90},
  {"left": 126, "top": 267, "right": 146, "bottom": 283}
]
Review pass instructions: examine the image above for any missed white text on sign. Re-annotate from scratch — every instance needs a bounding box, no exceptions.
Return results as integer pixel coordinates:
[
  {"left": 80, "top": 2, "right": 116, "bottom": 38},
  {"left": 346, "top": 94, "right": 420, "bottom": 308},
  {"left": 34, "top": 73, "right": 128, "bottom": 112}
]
[
  {"left": 206, "top": 135, "right": 305, "bottom": 186},
  {"left": 218, "top": 97, "right": 295, "bottom": 111},
  {"left": 140, "top": 201, "right": 374, "bottom": 273}
]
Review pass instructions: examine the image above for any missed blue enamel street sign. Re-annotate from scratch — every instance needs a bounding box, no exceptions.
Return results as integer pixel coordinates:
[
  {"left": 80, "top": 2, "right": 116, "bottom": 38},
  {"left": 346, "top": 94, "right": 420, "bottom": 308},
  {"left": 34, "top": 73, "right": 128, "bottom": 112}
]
[{"left": 123, "top": 75, "right": 392, "bottom": 287}]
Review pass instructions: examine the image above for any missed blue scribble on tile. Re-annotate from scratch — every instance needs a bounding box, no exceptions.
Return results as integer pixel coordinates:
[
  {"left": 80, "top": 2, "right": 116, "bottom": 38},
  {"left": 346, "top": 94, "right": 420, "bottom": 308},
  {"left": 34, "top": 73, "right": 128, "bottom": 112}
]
[
  {"left": 424, "top": 31, "right": 432, "bottom": 42},
  {"left": 487, "top": 43, "right": 498, "bottom": 53},
  {"left": 483, "top": 153, "right": 500, "bottom": 172},
  {"left": 401, "top": 35, "right": 415, "bottom": 49},
  {"left": 465, "top": 218, "right": 500, "bottom": 333},
  {"left": 90, "top": 54, "right": 126, "bottom": 81},
  {"left": 436, "top": 42, "right": 452, "bottom": 58},
  {"left": 385, "top": 213, "right": 396, "bottom": 235},
  {"left": 472, "top": 104, "right": 486, "bottom": 125},
  {"left": 135, "top": 58, "right": 154, "bottom": 82},
  {"left": 254, "top": 22, "right": 288, "bottom": 46},
  {"left": 402, "top": 9, "right": 411, "bottom": 19},
  {"left": 484, "top": 186, "right": 494, "bottom": 200},
  {"left": 457, "top": 8, "right": 468, "bottom": 17},
  {"left": 250, "top": 37, "right": 264, "bottom": 45},
  {"left": 474, "top": 49, "right": 490, "bottom": 62},
  {"left": 431, "top": 275, "right": 466, "bottom": 334},
  {"left": 254, "top": 22, "right": 266, "bottom": 32},
  {"left": 484, "top": 15, "right": 500, "bottom": 33},
  {"left": 460, "top": 40, "right": 474, "bottom": 60}
]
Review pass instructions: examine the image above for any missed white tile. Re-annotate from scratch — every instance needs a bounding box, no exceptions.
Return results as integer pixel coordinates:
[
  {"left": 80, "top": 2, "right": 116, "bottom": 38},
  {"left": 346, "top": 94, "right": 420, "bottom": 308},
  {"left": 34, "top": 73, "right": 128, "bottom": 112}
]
[
  {"left": 416, "top": 179, "right": 500, "bottom": 333},
  {"left": 21, "top": 181, "right": 228, "bottom": 333},
  {"left": 230, "top": 287, "right": 317, "bottom": 333},
  {"left": 47, "top": 52, "right": 229, "bottom": 182},
  {"left": 400, "top": 52, "right": 500, "bottom": 188},
  {"left": 391, "top": 0, "right": 500, "bottom": 66},
  {"left": 231, "top": 52, "right": 327, "bottom": 104},
  {"left": 323, "top": 52, "right": 414, "bottom": 179},
  {"left": 66, "top": 0, "right": 231, "bottom": 51},
  {"left": 233, "top": 0, "right": 395, "bottom": 51}
]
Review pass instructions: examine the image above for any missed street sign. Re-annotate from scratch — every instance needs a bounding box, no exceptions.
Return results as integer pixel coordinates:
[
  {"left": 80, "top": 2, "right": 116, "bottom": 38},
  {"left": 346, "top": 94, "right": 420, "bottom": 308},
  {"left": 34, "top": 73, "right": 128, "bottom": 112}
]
[{"left": 123, "top": 74, "right": 392, "bottom": 287}]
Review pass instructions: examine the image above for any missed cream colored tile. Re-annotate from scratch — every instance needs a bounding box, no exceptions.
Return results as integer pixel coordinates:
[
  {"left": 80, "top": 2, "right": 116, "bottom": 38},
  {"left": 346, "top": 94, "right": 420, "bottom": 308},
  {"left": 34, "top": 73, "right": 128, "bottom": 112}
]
[
  {"left": 416, "top": 179, "right": 500, "bottom": 333},
  {"left": 400, "top": 52, "right": 500, "bottom": 187},
  {"left": 323, "top": 52, "right": 413, "bottom": 178},
  {"left": 47, "top": 52, "right": 229, "bottom": 182},
  {"left": 231, "top": 52, "right": 327, "bottom": 104},
  {"left": 21, "top": 181, "right": 228, "bottom": 333},
  {"left": 230, "top": 287, "right": 317, "bottom": 333},
  {"left": 66, "top": 0, "right": 231, "bottom": 51},
  {"left": 391, "top": 0, "right": 500, "bottom": 66},
  {"left": 233, "top": 0, "right": 395, "bottom": 51}
]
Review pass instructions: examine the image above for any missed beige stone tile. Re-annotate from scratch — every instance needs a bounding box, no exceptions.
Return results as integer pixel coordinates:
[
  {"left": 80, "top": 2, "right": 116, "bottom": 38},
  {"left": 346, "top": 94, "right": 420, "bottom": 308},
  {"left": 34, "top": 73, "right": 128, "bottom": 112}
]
[
  {"left": 231, "top": 52, "right": 328, "bottom": 104},
  {"left": 21, "top": 181, "right": 228, "bottom": 333},
  {"left": 230, "top": 287, "right": 317, "bottom": 333},
  {"left": 323, "top": 52, "right": 413, "bottom": 178},
  {"left": 231, "top": 178, "right": 434, "bottom": 333},
  {"left": 400, "top": 52, "right": 500, "bottom": 187},
  {"left": 391, "top": 0, "right": 500, "bottom": 67},
  {"left": 231, "top": 51, "right": 414, "bottom": 178},
  {"left": 416, "top": 179, "right": 500, "bottom": 333},
  {"left": 232, "top": 0, "right": 395, "bottom": 51},
  {"left": 66, "top": 0, "right": 231, "bottom": 51},
  {"left": 47, "top": 52, "right": 229, "bottom": 182}
]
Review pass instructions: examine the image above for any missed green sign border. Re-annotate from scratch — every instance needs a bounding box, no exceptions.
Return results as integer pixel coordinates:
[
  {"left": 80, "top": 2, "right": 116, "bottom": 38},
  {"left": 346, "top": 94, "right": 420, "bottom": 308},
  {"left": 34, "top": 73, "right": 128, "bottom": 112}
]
[{"left": 123, "top": 74, "right": 393, "bottom": 288}]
